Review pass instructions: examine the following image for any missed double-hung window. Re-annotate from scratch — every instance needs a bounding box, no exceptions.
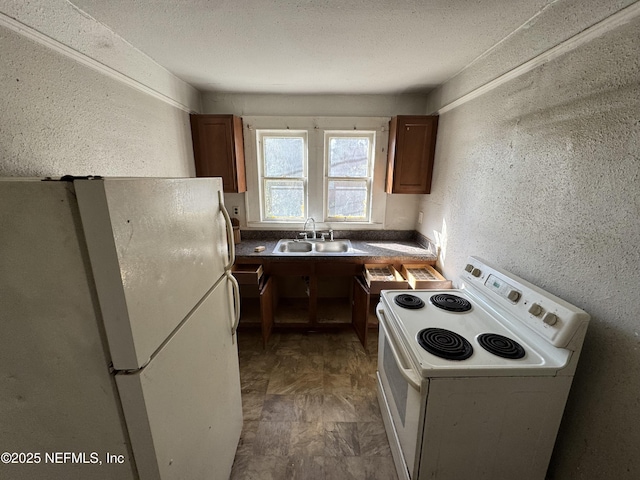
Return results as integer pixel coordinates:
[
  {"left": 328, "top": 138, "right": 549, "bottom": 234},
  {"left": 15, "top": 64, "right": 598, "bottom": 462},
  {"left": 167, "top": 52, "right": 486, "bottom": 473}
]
[
  {"left": 257, "top": 130, "right": 308, "bottom": 221},
  {"left": 324, "top": 131, "right": 375, "bottom": 221},
  {"left": 245, "top": 117, "right": 388, "bottom": 228}
]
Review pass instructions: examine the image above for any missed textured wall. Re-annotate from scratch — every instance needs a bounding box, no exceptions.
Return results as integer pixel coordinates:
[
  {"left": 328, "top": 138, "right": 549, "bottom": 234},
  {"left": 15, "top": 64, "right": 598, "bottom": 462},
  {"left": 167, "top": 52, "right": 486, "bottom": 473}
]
[
  {"left": 419, "top": 12, "right": 640, "bottom": 480},
  {"left": 426, "top": 0, "right": 638, "bottom": 113},
  {"left": 0, "top": 15, "right": 196, "bottom": 177},
  {"left": 203, "top": 92, "right": 428, "bottom": 117},
  {"left": 0, "top": 0, "right": 200, "bottom": 111}
]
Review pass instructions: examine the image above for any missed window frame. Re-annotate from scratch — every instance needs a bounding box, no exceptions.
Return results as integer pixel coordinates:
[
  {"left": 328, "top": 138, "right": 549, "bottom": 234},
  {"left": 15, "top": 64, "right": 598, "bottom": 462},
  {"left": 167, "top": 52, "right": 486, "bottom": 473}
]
[
  {"left": 323, "top": 130, "right": 376, "bottom": 222},
  {"left": 256, "top": 129, "right": 308, "bottom": 222},
  {"left": 242, "top": 116, "right": 389, "bottom": 230}
]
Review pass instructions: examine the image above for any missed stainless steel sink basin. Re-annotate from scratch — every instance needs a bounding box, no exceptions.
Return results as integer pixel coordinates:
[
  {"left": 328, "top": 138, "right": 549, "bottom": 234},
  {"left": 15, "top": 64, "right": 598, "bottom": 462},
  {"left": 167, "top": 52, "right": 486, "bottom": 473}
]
[
  {"left": 314, "top": 240, "right": 351, "bottom": 253},
  {"left": 275, "top": 240, "right": 313, "bottom": 253},
  {"left": 273, "top": 239, "right": 353, "bottom": 255}
]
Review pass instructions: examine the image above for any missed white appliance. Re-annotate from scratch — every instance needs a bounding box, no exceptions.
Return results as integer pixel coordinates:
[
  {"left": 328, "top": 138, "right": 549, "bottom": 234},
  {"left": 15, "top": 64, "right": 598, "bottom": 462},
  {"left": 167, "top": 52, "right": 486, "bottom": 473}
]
[
  {"left": 0, "top": 177, "right": 242, "bottom": 480},
  {"left": 376, "top": 257, "right": 589, "bottom": 480}
]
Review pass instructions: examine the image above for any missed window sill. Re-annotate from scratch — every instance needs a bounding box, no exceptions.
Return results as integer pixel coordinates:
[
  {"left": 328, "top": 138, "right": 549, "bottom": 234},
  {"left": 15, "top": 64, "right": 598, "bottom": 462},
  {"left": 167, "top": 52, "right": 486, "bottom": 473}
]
[{"left": 246, "top": 221, "right": 385, "bottom": 231}]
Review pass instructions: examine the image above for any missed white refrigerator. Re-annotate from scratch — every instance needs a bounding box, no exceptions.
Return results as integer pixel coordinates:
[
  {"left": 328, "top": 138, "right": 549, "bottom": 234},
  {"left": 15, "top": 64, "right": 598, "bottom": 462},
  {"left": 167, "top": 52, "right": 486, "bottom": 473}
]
[{"left": 0, "top": 177, "right": 243, "bottom": 480}]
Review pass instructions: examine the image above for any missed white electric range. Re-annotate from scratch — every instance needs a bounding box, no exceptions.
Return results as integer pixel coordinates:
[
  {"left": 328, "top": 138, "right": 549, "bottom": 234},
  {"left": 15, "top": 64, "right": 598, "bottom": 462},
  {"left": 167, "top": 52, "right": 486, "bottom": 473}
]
[{"left": 375, "top": 257, "right": 589, "bottom": 480}]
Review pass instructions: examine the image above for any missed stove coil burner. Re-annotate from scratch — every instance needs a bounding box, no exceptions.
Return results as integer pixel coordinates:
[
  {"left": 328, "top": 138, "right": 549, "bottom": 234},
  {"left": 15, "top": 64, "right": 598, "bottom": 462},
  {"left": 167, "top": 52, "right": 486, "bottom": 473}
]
[
  {"left": 430, "top": 293, "right": 473, "bottom": 312},
  {"left": 417, "top": 328, "right": 473, "bottom": 360},
  {"left": 394, "top": 294, "right": 425, "bottom": 309},
  {"left": 478, "top": 333, "right": 525, "bottom": 359}
]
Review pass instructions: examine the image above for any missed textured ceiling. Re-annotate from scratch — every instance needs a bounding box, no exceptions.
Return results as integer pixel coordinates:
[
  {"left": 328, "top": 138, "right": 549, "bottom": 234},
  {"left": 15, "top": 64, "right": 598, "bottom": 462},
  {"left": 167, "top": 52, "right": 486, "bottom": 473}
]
[{"left": 69, "top": 0, "right": 551, "bottom": 94}]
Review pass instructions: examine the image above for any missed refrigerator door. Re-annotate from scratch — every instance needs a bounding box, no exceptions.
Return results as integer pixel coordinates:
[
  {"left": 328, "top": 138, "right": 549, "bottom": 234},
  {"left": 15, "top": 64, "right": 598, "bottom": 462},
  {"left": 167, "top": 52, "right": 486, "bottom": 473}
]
[
  {"left": 115, "top": 277, "right": 242, "bottom": 480},
  {"left": 75, "top": 178, "right": 228, "bottom": 370}
]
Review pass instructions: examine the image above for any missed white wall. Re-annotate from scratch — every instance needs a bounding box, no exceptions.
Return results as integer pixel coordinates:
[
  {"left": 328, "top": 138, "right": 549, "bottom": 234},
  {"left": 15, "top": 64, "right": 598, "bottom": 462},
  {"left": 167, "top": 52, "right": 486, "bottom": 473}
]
[
  {"left": 419, "top": 3, "right": 640, "bottom": 478},
  {"left": 203, "top": 92, "right": 426, "bottom": 229},
  {"left": 0, "top": 1, "right": 200, "bottom": 178}
]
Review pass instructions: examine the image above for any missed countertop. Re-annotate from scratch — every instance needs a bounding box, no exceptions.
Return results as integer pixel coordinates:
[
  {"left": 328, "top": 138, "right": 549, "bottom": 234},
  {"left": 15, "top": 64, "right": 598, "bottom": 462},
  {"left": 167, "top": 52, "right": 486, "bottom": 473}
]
[{"left": 235, "top": 238, "right": 437, "bottom": 263}]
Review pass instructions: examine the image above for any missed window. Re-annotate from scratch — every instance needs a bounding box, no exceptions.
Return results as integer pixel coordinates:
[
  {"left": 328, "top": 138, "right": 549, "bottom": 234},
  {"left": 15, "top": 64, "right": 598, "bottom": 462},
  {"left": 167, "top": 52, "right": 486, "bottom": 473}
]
[
  {"left": 258, "top": 130, "right": 307, "bottom": 221},
  {"left": 244, "top": 117, "right": 389, "bottom": 228},
  {"left": 325, "top": 131, "right": 375, "bottom": 221}
]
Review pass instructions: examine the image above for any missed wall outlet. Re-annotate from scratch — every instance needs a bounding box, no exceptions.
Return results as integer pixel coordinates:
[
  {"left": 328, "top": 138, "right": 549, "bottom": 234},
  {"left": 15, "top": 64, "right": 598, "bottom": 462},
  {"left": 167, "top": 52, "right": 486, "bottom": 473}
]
[
  {"left": 232, "top": 206, "right": 239, "bottom": 215},
  {"left": 418, "top": 211, "right": 423, "bottom": 224}
]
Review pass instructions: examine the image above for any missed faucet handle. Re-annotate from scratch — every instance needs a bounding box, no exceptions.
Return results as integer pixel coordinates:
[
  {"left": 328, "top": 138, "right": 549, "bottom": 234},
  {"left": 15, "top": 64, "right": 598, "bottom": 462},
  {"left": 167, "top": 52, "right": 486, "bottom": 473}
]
[
  {"left": 329, "top": 229, "right": 334, "bottom": 241},
  {"left": 298, "top": 232, "right": 308, "bottom": 240}
]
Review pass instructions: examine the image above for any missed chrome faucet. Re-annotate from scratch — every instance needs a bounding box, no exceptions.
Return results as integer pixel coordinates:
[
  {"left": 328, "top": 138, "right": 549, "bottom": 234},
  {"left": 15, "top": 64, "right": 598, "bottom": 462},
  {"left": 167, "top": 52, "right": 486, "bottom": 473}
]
[{"left": 303, "top": 217, "right": 316, "bottom": 240}]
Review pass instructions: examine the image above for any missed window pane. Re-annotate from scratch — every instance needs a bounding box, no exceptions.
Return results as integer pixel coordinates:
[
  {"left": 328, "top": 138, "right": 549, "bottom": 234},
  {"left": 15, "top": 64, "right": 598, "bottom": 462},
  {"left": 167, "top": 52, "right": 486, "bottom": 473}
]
[
  {"left": 264, "top": 137, "right": 304, "bottom": 177},
  {"left": 264, "top": 179, "right": 305, "bottom": 220},
  {"left": 327, "top": 180, "right": 368, "bottom": 219},
  {"left": 328, "top": 137, "right": 369, "bottom": 177}
]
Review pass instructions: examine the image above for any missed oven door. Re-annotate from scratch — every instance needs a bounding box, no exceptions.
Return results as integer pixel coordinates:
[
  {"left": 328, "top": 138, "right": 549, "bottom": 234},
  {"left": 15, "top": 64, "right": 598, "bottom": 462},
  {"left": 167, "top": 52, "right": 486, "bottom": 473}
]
[{"left": 376, "top": 304, "right": 426, "bottom": 480}]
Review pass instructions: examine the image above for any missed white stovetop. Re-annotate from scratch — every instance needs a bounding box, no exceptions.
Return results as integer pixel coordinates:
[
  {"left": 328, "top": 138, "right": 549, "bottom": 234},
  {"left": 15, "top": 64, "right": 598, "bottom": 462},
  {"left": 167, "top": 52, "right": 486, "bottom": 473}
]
[{"left": 379, "top": 289, "right": 570, "bottom": 378}]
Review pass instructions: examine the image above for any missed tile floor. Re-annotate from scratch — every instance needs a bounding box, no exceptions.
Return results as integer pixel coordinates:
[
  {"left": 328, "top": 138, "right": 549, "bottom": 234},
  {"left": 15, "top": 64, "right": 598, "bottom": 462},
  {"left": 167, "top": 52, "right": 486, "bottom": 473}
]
[{"left": 231, "top": 328, "right": 398, "bottom": 480}]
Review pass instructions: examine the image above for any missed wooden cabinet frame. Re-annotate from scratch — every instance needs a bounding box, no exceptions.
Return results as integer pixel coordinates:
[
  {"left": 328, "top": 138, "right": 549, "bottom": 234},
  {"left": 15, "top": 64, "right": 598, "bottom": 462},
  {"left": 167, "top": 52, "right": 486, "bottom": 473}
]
[
  {"left": 236, "top": 258, "right": 435, "bottom": 350},
  {"left": 386, "top": 115, "right": 438, "bottom": 194},
  {"left": 190, "top": 114, "right": 247, "bottom": 193}
]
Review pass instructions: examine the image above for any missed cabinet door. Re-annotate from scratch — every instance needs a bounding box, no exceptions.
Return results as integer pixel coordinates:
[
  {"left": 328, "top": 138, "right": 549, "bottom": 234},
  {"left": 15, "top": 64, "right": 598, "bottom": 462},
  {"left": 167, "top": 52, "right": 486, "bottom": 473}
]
[
  {"left": 190, "top": 115, "right": 246, "bottom": 193},
  {"left": 259, "top": 275, "right": 274, "bottom": 347},
  {"left": 386, "top": 115, "right": 438, "bottom": 194},
  {"left": 352, "top": 276, "right": 370, "bottom": 352}
]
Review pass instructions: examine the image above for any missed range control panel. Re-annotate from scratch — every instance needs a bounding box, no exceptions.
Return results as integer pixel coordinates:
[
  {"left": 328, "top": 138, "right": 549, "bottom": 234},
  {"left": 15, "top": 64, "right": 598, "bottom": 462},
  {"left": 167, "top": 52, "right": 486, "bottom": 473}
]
[
  {"left": 484, "top": 274, "right": 521, "bottom": 303},
  {"left": 461, "top": 257, "right": 589, "bottom": 348}
]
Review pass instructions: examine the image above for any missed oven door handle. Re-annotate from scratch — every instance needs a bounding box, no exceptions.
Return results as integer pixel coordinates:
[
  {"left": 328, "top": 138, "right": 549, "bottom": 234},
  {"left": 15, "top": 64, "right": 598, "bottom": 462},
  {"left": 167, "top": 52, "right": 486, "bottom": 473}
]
[{"left": 377, "top": 306, "right": 422, "bottom": 392}]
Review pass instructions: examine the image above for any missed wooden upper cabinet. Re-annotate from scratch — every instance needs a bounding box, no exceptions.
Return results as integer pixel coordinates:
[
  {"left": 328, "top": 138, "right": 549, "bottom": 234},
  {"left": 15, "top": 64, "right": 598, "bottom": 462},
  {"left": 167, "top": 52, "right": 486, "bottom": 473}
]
[
  {"left": 385, "top": 115, "right": 439, "bottom": 194},
  {"left": 190, "top": 114, "right": 247, "bottom": 193}
]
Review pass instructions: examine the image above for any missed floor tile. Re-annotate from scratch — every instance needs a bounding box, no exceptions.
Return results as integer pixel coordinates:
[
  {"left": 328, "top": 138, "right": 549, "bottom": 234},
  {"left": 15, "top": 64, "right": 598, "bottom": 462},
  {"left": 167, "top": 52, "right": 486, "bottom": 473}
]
[
  {"left": 235, "top": 420, "right": 259, "bottom": 456},
  {"left": 240, "top": 369, "right": 270, "bottom": 394},
  {"left": 363, "top": 456, "right": 399, "bottom": 480},
  {"left": 357, "top": 422, "right": 391, "bottom": 457},
  {"left": 253, "top": 421, "right": 292, "bottom": 456},
  {"left": 230, "top": 455, "right": 289, "bottom": 480},
  {"left": 322, "top": 393, "right": 357, "bottom": 422},
  {"left": 289, "top": 422, "right": 325, "bottom": 456},
  {"left": 261, "top": 394, "right": 296, "bottom": 421},
  {"left": 324, "top": 422, "right": 360, "bottom": 456},
  {"left": 274, "top": 353, "right": 324, "bottom": 374},
  {"left": 241, "top": 393, "right": 265, "bottom": 421},
  {"left": 351, "top": 373, "right": 377, "bottom": 396},
  {"left": 354, "top": 395, "right": 383, "bottom": 422},
  {"left": 267, "top": 371, "right": 324, "bottom": 395},
  {"left": 232, "top": 330, "right": 395, "bottom": 480},
  {"left": 293, "top": 394, "right": 324, "bottom": 422},
  {"left": 324, "top": 373, "right": 354, "bottom": 394},
  {"left": 285, "top": 456, "right": 324, "bottom": 480},
  {"left": 323, "top": 456, "right": 366, "bottom": 480}
]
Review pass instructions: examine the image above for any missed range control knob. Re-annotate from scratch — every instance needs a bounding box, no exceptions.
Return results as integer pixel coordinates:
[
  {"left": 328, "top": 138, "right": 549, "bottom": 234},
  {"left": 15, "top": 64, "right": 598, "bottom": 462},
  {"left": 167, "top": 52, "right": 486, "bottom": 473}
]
[
  {"left": 465, "top": 264, "right": 474, "bottom": 273},
  {"left": 507, "top": 290, "right": 521, "bottom": 302},
  {"left": 543, "top": 312, "right": 558, "bottom": 326},
  {"left": 528, "top": 303, "right": 543, "bottom": 316},
  {"left": 471, "top": 268, "right": 482, "bottom": 278}
]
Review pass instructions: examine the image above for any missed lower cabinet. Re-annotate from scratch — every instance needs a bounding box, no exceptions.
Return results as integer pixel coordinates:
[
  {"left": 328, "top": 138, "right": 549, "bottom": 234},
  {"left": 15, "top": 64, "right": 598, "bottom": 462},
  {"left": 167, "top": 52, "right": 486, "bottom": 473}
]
[
  {"left": 232, "top": 265, "right": 274, "bottom": 347},
  {"left": 352, "top": 276, "right": 371, "bottom": 352},
  {"left": 234, "top": 259, "right": 438, "bottom": 351}
]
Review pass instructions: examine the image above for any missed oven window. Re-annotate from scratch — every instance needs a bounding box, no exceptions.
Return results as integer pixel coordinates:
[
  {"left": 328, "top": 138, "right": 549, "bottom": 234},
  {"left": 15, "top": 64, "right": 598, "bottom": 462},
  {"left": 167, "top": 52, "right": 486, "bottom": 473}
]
[{"left": 383, "top": 337, "right": 408, "bottom": 426}]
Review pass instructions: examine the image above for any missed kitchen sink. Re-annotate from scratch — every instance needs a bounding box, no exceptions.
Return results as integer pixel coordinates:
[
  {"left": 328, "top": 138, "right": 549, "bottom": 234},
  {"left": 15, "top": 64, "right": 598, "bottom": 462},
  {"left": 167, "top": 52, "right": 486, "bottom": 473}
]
[
  {"left": 273, "top": 239, "right": 353, "bottom": 255},
  {"left": 274, "top": 240, "right": 313, "bottom": 253},
  {"left": 313, "top": 240, "right": 351, "bottom": 253}
]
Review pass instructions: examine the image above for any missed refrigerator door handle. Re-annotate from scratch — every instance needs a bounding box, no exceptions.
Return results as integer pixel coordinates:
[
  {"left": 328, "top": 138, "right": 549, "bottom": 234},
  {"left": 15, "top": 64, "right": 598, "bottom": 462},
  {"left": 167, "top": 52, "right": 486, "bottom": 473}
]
[
  {"left": 218, "top": 190, "right": 235, "bottom": 271},
  {"left": 227, "top": 270, "right": 241, "bottom": 339}
]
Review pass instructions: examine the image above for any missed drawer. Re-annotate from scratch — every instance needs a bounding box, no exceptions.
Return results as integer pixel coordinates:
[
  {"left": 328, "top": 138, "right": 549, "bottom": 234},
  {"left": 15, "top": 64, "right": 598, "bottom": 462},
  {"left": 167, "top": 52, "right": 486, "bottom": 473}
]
[
  {"left": 232, "top": 264, "right": 263, "bottom": 284},
  {"left": 364, "top": 264, "right": 409, "bottom": 295},
  {"left": 401, "top": 263, "right": 452, "bottom": 290}
]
